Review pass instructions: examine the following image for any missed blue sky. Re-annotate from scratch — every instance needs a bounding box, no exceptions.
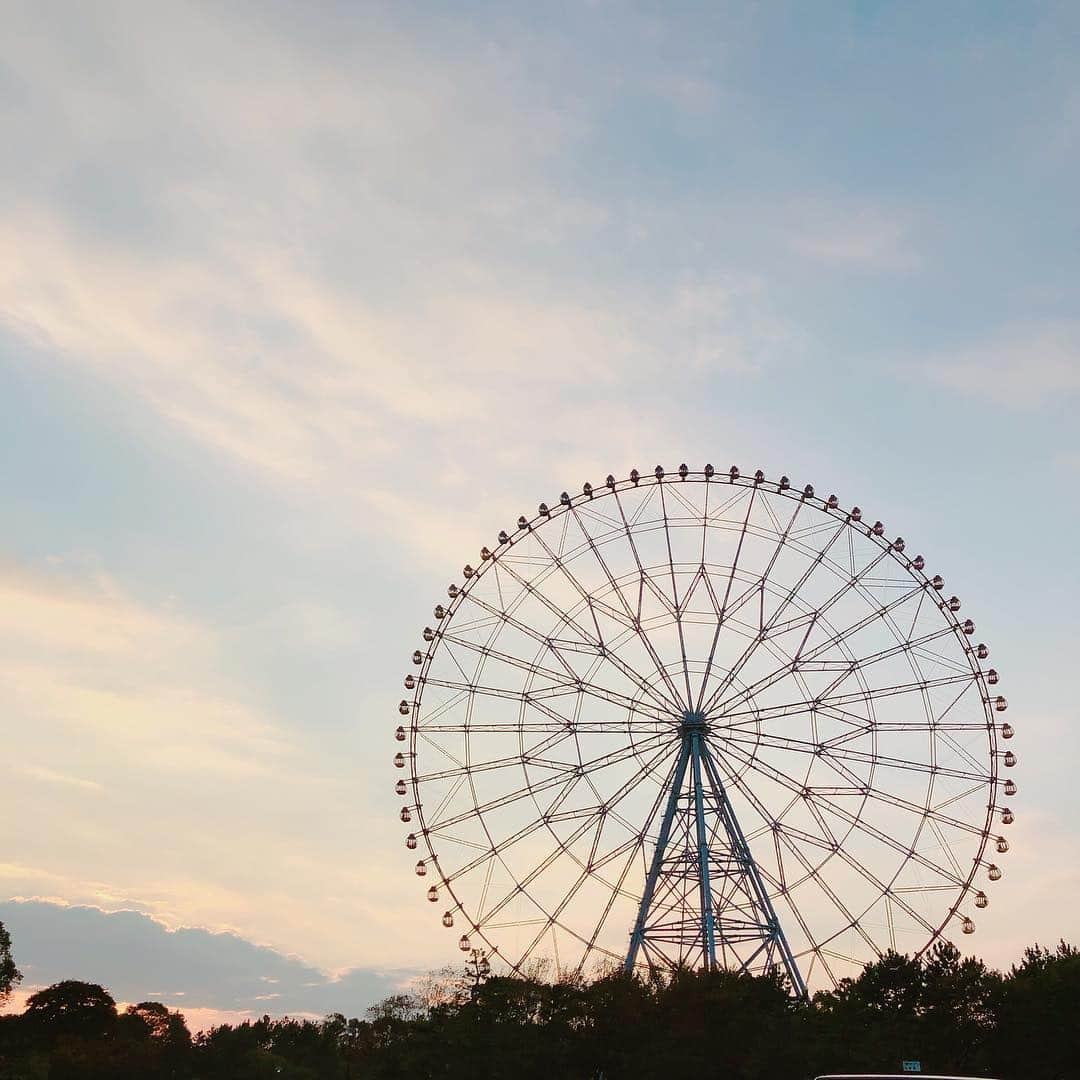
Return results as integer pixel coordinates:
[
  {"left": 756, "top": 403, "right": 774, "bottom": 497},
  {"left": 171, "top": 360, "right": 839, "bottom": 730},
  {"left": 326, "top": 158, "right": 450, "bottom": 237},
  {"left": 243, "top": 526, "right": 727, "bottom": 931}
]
[{"left": 1, "top": 0, "right": 1078, "bottom": 1021}]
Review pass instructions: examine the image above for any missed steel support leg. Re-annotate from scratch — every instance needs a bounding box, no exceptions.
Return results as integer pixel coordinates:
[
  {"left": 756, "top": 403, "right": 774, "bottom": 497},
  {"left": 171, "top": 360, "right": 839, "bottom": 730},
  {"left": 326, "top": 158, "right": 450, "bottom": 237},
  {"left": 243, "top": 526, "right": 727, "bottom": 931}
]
[
  {"left": 690, "top": 732, "right": 717, "bottom": 969},
  {"left": 699, "top": 741, "right": 807, "bottom": 996},
  {"left": 624, "top": 738, "right": 691, "bottom": 972}
]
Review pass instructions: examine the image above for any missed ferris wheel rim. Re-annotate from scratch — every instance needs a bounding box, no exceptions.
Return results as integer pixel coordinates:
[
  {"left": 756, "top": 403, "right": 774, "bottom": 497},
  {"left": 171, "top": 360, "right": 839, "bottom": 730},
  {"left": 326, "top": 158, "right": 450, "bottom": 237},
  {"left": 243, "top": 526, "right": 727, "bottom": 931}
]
[{"left": 397, "top": 466, "right": 1011, "bottom": 984}]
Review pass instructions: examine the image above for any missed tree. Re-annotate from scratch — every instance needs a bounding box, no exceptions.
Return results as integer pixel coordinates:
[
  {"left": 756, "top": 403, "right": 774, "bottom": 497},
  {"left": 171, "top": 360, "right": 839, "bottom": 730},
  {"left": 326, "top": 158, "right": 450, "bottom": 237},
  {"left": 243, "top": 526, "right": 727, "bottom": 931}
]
[
  {"left": 23, "top": 981, "right": 117, "bottom": 1042},
  {"left": 992, "top": 940, "right": 1080, "bottom": 1080},
  {"left": 812, "top": 950, "right": 926, "bottom": 1073},
  {"left": 918, "top": 940, "right": 1001, "bottom": 1074},
  {"left": 0, "top": 921, "right": 20, "bottom": 1006},
  {"left": 122, "top": 1001, "right": 190, "bottom": 1045}
]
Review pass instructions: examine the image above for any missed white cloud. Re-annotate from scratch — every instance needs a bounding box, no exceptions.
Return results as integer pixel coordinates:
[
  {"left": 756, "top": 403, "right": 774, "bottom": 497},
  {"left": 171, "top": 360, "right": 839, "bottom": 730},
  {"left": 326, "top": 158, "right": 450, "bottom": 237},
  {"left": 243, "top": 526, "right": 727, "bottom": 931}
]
[
  {"left": 0, "top": 566, "right": 195, "bottom": 661},
  {"left": 788, "top": 202, "right": 919, "bottom": 270},
  {"left": 0, "top": 208, "right": 785, "bottom": 574},
  {"left": 20, "top": 766, "right": 104, "bottom": 793},
  {"left": 0, "top": 566, "right": 286, "bottom": 775},
  {"left": 923, "top": 322, "right": 1080, "bottom": 408}
]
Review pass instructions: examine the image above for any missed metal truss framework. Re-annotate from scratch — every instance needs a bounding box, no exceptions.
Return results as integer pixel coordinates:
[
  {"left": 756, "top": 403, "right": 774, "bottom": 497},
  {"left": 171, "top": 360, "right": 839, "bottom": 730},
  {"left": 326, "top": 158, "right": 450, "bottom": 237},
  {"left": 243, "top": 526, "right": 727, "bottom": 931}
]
[
  {"left": 394, "top": 466, "right": 1015, "bottom": 991},
  {"left": 625, "top": 710, "right": 807, "bottom": 994}
]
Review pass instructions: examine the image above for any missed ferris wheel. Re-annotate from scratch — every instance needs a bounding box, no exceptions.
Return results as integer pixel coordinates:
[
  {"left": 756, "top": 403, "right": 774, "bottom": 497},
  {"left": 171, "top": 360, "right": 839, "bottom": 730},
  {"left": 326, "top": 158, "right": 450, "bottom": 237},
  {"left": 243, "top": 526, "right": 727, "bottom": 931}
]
[{"left": 394, "top": 466, "right": 1014, "bottom": 991}]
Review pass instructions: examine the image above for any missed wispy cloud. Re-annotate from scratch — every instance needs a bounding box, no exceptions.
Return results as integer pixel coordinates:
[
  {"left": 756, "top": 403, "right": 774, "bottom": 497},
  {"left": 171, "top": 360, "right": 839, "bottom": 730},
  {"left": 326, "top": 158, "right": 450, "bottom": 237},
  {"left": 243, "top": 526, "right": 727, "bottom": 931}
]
[
  {"left": 0, "top": 0, "right": 792, "bottom": 544},
  {"left": 787, "top": 201, "right": 919, "bottom": 271},
  {"left": 0, "top": 565, "right": 289, "bottom": 777},
  {"left": 0, "top": 213, "right": 780, "bottom": 488},
  {"left": 923, "top": 322, "right": 1080, "bottom": 407},
  {"left": 20, "top": 766, "right": 104, "bottom": 793}
]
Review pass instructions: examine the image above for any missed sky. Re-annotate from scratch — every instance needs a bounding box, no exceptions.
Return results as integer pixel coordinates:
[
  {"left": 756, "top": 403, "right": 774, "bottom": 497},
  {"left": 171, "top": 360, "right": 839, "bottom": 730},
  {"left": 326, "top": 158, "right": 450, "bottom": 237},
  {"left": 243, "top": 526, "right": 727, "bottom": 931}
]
[{"left": 1, "top": 0, "right": 1079, "bottom": 1025}]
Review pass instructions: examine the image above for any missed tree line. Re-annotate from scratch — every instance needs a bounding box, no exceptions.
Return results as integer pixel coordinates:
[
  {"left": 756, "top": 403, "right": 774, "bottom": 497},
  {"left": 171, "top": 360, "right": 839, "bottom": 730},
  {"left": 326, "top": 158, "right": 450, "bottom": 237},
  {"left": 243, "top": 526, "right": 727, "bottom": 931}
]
[{"left": 1, "top": 920, "right": 1078, "bottom": 1079}]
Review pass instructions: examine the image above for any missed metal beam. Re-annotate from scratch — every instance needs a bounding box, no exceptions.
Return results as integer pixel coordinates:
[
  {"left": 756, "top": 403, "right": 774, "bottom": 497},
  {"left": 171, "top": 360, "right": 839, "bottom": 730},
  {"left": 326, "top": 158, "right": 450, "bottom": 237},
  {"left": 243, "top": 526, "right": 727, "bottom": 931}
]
[
  {"left": 700, "top": 741, "right": 807, "bottom": 996},
  {"left": 624, "top": 738, "right": 691, "bottom": 972},
  {"left": 690, "top": 732, "right": 717, "bottom": 969}
]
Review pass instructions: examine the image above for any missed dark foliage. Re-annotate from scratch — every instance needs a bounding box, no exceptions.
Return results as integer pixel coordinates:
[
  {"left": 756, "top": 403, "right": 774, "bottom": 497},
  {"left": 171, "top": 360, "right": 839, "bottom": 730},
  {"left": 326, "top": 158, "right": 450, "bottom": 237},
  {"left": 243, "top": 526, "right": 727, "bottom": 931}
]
[
  {"left": 0, "top": 923, "right": 19, "bottom": 1007},
  {"left": 0, "top": 942, "right": 1076, "bottom": 1078}
]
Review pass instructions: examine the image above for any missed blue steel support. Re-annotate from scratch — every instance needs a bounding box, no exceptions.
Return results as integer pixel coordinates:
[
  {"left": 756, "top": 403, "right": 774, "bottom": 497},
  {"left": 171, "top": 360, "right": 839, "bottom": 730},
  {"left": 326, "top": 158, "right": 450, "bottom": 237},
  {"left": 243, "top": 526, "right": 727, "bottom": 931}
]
[
  {"left": 624, "top": 712, "right": 806, "bottom": 995},
  {"left": 689, "top": 731, "right": 717, "bottom": 969},
  {"left": 699, "top": 741, "right": 808, "bottom": 997},
  {"left": 624, "top": 738, "right": 691, "bottom": 973}
]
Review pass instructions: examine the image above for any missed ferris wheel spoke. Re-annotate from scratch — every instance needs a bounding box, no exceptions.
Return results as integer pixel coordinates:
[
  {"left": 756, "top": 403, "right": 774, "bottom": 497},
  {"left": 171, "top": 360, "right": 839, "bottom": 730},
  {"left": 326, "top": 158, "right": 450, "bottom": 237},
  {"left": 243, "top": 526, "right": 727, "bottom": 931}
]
[
  {"left": 414, "top": 729, "right": 469, "bottom": 774},
  {"left": 718, "top": 728, "right": 992, "bottom": 786},
  {"left": 600, "top": 743, "right": 682, "bottom": 885},
  {"left": 933, "top": 782, "right": 987, "bottom": 815},
  {"left": 850, "top": 783, "right": 991, "bottom": 841},
  {"left": 704, "top": 541, "right": 910, "bottom": 719},
  {"left": 482, "top": 548, "right": 605, "bottom": 655},
  {"left": 426, "top": 773, "right": 471, "bottom": 827},
  {"left": 812, "top": 743, "right": 878, "bottom": 795},
  {"left": 716, "top": 670, "right": 978, "bottom": 730},
  {"left": 419, "top": 724, "right": 578, "bottom": 784},
  {"left": 563, "top": 502, "right": 655, "bottom": 627},
  {"left": 418, "top": 719, "right": 669, "bottom": 736},
  {"left": 513, "top": 826, "right": 646, "bottom": 971},
  {"left": 463, "top": 580, "right": 679, "bottom": 716},
  {"left": 582, "top": 833, "right": 648, "bottom": 960},
  {"left": 656, "top": 482, "right": 695, "bottom": 705},
  {"left": 716, "top": 738, "right": 970, "bottom": 889},
  {"left": 435, "top": 629, "right": 674, "bottom": 719},
  {"left": 479, "top": 811, "right": 609, "bottom": 929},
  {"left": 457, "top": 588, "right": 598, "bottom": 681},
  {"left": 426, "top": 679, "right": 576, "bottom": 730},
  {"left": 694, "top": 484, "right": 763, "bottom": 712},
  {"left": 437, "top": 629, "right": 582, "bottom": 690},
  {"left": 607, "top": 486, "right": 696, "bottom": 705},
  {"left": 705, "top": 575, "right": 924, "bottom": 718},
  {"left": 699, "top": 516, "right": 856, "bottom": 715},
  {"left": 937, "top": 725, "right": 996, "bottom": 776},
  {"left": 428, "top": 770, "right": 579, "bottom": 833},
  {"left": 425, "top": 729, "right": 675, "bottom": 833},
  {"left": 416, "top": 685, "right": 472, "bottom": 726},
  {"left": 520, "top": 520, "right": 687, "bottom": 710},
  {"left": 419, "top": 675, "right": 671, "bottom": 728},
  {"left": 441, "top": 813, "right": 560, "bottom": 887},
  {"left": 927, "top": 816, "right": 965, "bottom": 878},
  {"left": 773, "top": 826, "right": 883, "bottom": 958},
  {"left": 801, "top": 620, "right": 959, "bottom": 677},
  {"left": 712, "top": 620, "right": 960, "bottom": 721}
]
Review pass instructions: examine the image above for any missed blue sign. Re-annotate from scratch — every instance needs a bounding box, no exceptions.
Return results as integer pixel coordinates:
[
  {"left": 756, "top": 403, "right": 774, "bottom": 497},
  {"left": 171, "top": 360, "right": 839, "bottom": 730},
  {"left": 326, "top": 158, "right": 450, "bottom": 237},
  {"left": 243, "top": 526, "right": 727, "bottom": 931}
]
[{"left": 902, "top": 1063, "right": 921, "bottom": 1074}]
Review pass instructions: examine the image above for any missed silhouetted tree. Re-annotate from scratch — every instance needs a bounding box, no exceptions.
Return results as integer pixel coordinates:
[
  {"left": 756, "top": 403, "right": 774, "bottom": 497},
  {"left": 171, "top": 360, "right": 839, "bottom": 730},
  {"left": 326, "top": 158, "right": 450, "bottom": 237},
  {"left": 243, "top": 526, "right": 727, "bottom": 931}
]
[
  {"left": 992, "top": 940, "right": 1080, "bottom": 1080},
  {"left": 0, "top": 922, "right": 19, "bottom": 1006},
  {"left": 5, "top": 941, "right": 1080, "bottom": 1079},
  {"left": 812, "top": 949, "right": 925, "bottom": 1072},
  {"left": 919, "top": 941, "right": 1002, "bottom": 1074},
  {"left": 22, "top": 981, "right": 117, "bottom": 1043},
  {"left": 118, "top": 1001, "right": 192, "bottom": 1078}
]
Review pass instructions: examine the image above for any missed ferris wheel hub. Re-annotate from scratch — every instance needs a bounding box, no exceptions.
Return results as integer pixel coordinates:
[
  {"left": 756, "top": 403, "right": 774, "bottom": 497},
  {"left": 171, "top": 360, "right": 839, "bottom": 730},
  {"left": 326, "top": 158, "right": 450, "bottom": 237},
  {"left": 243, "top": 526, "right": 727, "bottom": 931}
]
[{"left": 679, "top": 710, "right": 709, "bottom": 735}]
